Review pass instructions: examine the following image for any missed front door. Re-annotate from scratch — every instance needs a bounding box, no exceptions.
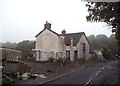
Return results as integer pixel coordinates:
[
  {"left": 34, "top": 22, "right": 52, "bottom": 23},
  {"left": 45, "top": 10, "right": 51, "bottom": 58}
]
[
  {"left": 74, "top": 50, "right": 78, "bottom": 61},
  {"left": 66, "top": 51, "right": 70, "bottom": 61}
]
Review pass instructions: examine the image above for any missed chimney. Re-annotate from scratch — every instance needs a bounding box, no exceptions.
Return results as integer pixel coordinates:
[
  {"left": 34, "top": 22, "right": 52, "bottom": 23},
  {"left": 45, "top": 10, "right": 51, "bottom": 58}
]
[
  {"left": 44, "top": 21, "right": 51, "bottom": 30},
  {"left": 71, "top": 38, "right": 73, "bottom": 46},
  {"left": 61, "top": 29, "right": 66, "bottom": 35}
]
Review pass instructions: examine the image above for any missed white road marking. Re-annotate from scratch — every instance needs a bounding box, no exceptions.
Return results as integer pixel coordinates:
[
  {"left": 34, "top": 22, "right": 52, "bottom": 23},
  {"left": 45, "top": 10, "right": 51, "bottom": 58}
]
[
  {"left": 84, "top": 62, "right": 114, "bottom": 85},
  {"left": 101, "top": 67, "right": 105, "bottom": 70},
  {"left": 95, "top": 70, "right": 101, "bottom": 76},
  {"left": 85, "top": 66, "right": 105, "bottom": 86},
  {"left": 84, "top": 78, "right": 93, "bottom": 86},
  {"left": 95, "top": 66, "right": 105, "bottom": 76},
  {"left": 84, "top": 66, "right": 106, "bottom": 86},
  {"left": 96, "top": 72, "right": 99, "bottom": 76}
]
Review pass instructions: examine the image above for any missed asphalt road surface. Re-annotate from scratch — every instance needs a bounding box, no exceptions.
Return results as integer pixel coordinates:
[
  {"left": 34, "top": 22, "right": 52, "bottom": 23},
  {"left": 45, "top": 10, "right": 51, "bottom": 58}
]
[{"left": 45, "top": 60, "right": 120, "bottom": 85}]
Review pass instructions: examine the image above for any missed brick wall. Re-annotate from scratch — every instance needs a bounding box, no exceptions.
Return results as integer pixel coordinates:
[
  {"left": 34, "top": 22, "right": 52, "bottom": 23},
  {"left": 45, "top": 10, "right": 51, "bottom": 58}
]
[{"left": 17, "top": 63, "right": 31, "bottom": 74}]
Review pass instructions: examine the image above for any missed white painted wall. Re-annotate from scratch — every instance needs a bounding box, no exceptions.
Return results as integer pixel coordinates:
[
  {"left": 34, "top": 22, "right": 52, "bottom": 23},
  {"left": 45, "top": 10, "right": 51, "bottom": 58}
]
[
  {"left": 77, "top": 35, "right": 90, "bottom": 60},
  {"left": 36, "top": 29, "right": 64, "bottom": 61},
  {"left": 36, "top": 29, "right": 58, "bottom": 52},
  {"left": 94, "top": 50, "right": 104, "bottom": 61}
]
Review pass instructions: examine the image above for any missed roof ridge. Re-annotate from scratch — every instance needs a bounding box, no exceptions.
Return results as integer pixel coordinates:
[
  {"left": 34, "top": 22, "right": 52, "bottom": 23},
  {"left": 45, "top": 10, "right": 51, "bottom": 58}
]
[
  {"left": 35, "top": 29, "right": 60, "bottom": 37},
  {"left": 66, "top": 32, "right": 84, "bottom": 35},
  {"left": 59, "top": 32, "right": 84, "bottom": 35},
  {"left": 48, "top": 29, "right": 59, "bottom": 36}
]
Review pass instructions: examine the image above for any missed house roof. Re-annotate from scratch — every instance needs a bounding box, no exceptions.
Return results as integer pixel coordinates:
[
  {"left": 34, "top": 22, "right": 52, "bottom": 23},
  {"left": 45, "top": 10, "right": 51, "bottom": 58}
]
[
  {"left": 35, "top": 29, "right": 59, "bottom": 37},
  {"left": 35, "top": 29, "right": 90, "bottom": 46},
  {"left": 89, "top": 48, "right": 95, "bottom": 54},
  {"left": 60, "top": 32, "right": 84, "bottom": 46}
]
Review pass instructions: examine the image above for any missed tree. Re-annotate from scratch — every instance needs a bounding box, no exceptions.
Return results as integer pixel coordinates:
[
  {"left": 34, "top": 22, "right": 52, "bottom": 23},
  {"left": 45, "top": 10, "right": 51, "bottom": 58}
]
[
  {"left": 16, "top": 40, "right": 35, "bottom": 59},
  {"left": 88, "top": 34, "right": 109, "bottom": 50},
  {"left": 85, "top": 2, "right": 120, "bottom": 56},
  {"left": 87, "top": 34, "right": 99, "bottom": 49},
  {"left": 2, "top": 42, "right": 17, "bottom": 49},
  {"left": 0, "top": 42, "right": 2, "bottom": 48},
  {"left": 96, "top": 34, "right": 109, "bottom": 46},
  {"left": 87, "top": 34, "right": 118, "bottom": 56},
  {"left": 87, "top": 35, "right": 96, "bottom": 44},
  {"left": 101, "top": 44, "right": 114, "bottom": 60},
  {"left": 108, "top": 34, "right": 118, "bottom": 55}
]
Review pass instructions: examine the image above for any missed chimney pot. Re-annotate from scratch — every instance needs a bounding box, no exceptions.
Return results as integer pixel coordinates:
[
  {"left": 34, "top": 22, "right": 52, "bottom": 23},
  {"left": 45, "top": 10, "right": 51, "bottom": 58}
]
[
  {"left": 44, "top": 21, "right": 51, "bottom": 30},
  {"left": 61, "top": 29, "right": 66, "bottom": 35}
]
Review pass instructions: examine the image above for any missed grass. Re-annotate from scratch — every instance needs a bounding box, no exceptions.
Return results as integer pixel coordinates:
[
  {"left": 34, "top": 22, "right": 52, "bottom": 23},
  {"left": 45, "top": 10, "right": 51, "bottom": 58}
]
[
  {"left": 2, "top": 78, "right": 13, "bottom": 86},
  {"left": 46, "top": 56, "right": 103, "bottom": 68},
  {"left": 2, "top": 74, "right": 20, "bottom": 86},
  {"left": 70, "top": 57, "right": 102, "bottom": 68}
]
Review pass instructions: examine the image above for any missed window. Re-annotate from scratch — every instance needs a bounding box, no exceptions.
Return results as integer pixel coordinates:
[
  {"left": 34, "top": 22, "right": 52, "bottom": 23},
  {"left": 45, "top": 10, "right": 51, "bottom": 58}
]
[
  {"left": 74, "top": 50, "right": 78, "bottom": 61},
  {"left": 82, "top": 43, "right": 85, "bottom": 53},
  {"left": 66, "top": 51, "right": 70, "bottom": 60}
]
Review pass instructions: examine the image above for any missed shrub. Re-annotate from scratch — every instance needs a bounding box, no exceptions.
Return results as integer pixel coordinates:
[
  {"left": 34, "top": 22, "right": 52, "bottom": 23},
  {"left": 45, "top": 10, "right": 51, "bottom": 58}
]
[{"left": 48, "top": 58, "right": 54, "bottom": 63}]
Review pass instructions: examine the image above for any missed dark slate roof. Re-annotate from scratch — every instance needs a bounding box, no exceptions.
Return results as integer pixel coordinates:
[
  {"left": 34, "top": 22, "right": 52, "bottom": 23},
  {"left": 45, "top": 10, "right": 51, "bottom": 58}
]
[
  {"left": 89, "top": 48, "right": 95, "bottom": 54},
  {"left": 60, "top": 32, "right": 85, "bottom": 46},
  {"left": 35, "top": 29, "right": 59, "bottom": 37}
]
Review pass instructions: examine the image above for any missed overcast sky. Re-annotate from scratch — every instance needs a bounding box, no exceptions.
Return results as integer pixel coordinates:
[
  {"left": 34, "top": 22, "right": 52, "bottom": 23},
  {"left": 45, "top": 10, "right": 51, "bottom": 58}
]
[{"left": 0, "top": 0, "right": 112, "bottom": 43}]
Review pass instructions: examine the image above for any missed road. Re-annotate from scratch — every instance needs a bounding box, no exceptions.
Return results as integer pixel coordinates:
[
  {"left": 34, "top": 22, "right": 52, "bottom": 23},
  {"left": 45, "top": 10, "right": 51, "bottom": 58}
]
[{"left": 44, "top": 60, "right": 120, "bottom": 85}]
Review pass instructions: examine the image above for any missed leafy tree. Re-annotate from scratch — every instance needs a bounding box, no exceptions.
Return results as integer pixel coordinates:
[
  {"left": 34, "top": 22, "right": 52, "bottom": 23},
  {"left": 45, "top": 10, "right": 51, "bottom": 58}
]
[
  {"left": 88, "top": 34, "right": 109, "bottom": 50},
  {"left": 87, "top": 35, "right": 96, "bottom": 44},
  {"left": 0, "top": 40, "right": 35, "bottom": 60},
  {"left": 108, "top": 34, "right": 118, "bottom": 55},
  {"left": 85, "top": 2, "right": 120, "bottom": 56},
  {"left": 1, "top": 42, "right": 17, "bottom": 49},
  {"left": 88, "top": 34, "right": 118, "bottom": 56},
  {"left": 96, "top": 34, "right": 109, "bottom": 46},
  {"left": 0, "top": 42, "right": 2, "bottom": 48},
  {"left": 16, "top": 40, "right": 35, "bottom": 59},
  {"left": 87, "top": 34, "right": 99, "bottom": 49},
  {"left": 101, "top": 44, "right": 118, "bottom": 60}
]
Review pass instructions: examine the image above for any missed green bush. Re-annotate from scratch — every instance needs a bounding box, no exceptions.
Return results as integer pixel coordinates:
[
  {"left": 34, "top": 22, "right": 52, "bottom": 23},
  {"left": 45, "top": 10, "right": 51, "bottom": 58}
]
[
  {"left": 2, "top": 78, "right": 13, "bottom": 86},
  {"left": 48, "top": 58, "right": 54, "bottom": 63}
]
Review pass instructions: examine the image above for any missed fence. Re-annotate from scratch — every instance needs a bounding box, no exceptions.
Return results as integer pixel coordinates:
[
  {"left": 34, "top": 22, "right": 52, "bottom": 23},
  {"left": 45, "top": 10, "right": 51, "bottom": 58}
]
[
  {"left": 35, "top": 51, "right": 64, "bottom": 61},
  {"left": 0, "top": 48, "right": 22, "bottom": 62},
  {"left": 32, "top": 50, "right": 79, "bottom": 62}
]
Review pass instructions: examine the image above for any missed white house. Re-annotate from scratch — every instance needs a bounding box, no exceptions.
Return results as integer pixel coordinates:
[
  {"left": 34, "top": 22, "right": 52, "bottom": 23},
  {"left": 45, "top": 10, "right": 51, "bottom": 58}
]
[
  {"left": 33, "top": 21, "right": 90, "bottom": 62},
  {"left": 94, "top": 50, "right": 104, "bottom": 61}
]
